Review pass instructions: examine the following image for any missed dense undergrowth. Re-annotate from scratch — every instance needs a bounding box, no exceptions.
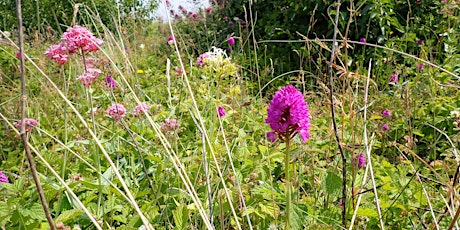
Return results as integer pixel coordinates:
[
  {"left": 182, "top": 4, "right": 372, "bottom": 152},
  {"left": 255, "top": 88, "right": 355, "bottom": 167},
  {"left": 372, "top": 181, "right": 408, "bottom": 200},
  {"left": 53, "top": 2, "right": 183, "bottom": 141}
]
[{"left": 1, "top": 0, "right": 460, "bottom": 229}]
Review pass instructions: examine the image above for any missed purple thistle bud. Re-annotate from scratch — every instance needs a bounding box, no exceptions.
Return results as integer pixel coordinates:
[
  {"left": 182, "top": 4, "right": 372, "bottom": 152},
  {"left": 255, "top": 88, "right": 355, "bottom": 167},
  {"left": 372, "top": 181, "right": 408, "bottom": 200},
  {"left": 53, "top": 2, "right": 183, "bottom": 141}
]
[
  {"left": 417, "top": 40, "right": 423, "bottom": 45},
  {"left": 105, "top": 76, "right": 117, "bottom": 88},
  {"left": 166, "top": 36, "right": 174, "bottom": 46},
  {"left": 382, "top": 109, "right": 391, "bottom": 118},
  {"left": 354, "top": 153, "right": 366, "bottom": 169},
  {"left": 359, "top": 37, "right": 366, "bottom": 43},
  {"left": 382, "top": 124, "right": 389, "bottom": 132},
  {"left": 418, "top": 64, "right": 424, "bottom": 70},
  {"left": 228, "top": 36, "right": 235, "bottom": 46},
  {"left": 389, "top": 73, "right": 398, "bottom": 84},
  {"left": 218, "top": 106, "right": 226, "bottom": 117}
]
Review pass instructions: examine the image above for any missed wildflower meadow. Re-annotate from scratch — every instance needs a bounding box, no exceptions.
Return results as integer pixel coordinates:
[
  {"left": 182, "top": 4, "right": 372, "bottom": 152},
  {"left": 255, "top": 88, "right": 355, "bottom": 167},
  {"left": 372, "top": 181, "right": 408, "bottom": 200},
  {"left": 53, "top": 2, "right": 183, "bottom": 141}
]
[{"left": 1, "top": 0, "right": 460, "bottom": 229}]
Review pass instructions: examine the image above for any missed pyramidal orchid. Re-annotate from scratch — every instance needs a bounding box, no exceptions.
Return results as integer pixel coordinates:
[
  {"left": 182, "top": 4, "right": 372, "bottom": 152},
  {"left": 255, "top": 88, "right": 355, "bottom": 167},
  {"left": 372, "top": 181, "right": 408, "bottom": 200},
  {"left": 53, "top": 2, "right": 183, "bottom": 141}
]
[{"left": 265, "top": 85, "right": 310, "bottom": 229}]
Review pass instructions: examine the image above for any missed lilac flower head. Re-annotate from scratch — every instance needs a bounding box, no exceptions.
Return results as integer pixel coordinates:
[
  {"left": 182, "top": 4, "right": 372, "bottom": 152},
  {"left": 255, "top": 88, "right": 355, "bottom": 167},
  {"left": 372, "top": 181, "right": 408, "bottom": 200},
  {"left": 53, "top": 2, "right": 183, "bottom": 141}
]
[
  {"left": 354, "top": 153, "right": 366, "bottom": 169},
  {"left": 105, "top": 75, "right": 117, "bottom": 88},
  {"left": 15, "top": 118, "right": 38, "bottom": 133},
  {"left": 382, "top": 109, "right": 391, "bottom": 118},
  {"left": 0, "top": 171, "right": 8, "bottom": 183},
  {"left": 382, "top": 124, "right": 389, "bottom": 132},
  {"left": 106, "top": 103, "right": 126, "bottom": 121},
  {"left": 133, "top": 102, "right": 151, "bottom": 117},
  {"left": 228, "top": 36, "right": 235, "bottom": 46},
  {"left": 265, "top": 85, "right": 310, "bottom": 142},
  {"left": 218, "top": 106, "right": 226, "bottom": 117},
  {"left": 359, "top": 37, "right": 366, "bottom": 43},
  {"left": 389, "top": 73, "right": 398, "bottom": 84}
]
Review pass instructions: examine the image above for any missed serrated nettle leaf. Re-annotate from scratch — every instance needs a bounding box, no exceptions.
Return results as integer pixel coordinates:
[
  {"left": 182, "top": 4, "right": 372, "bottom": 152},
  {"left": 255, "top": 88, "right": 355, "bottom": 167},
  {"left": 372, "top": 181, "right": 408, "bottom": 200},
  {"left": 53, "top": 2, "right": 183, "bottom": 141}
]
[
  {"left": 55, "top": 209, "right": 85, "bottom": 223},
  {"left": 324, "top": 171, "right": 342, "bottom": 197}
]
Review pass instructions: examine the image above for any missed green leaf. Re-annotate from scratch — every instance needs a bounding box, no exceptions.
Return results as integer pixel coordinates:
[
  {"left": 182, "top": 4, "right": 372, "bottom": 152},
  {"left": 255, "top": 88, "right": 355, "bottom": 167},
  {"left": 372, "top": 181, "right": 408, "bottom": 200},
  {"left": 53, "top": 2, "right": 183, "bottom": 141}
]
[
  {"left": 370, "top": 115, "right": 383, "bottom": 121},
  {"left": 55, "top": 209, "right": 85, "bottom": 223},
  {"left": 0, "top": 201, "right": 9, "bottom": 217},
  {"left": 20, "top": 203, "right": 46, "bottom": 221},
  {"left": 357, "top": 208, "right": 378, "bottom": 217},
  {"left": 324, "top": 171, "right": 342, "bottom": 197},
  {"left": 173, "top": 205, "right": 188, "bottom": 230},
  {"left": 412, "top": 130, "right": 425, "bottom": 137},
  {"left": 259, "top": 202, "right": 280, "bottom": 219}
]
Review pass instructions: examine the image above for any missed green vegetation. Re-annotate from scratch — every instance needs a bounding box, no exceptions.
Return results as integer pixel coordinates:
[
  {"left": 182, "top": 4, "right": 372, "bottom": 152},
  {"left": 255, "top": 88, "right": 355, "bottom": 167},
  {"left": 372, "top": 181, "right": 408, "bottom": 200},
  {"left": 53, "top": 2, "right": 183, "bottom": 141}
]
[{"left": 1, "top": 0, "right": 460, "bottom": 229}]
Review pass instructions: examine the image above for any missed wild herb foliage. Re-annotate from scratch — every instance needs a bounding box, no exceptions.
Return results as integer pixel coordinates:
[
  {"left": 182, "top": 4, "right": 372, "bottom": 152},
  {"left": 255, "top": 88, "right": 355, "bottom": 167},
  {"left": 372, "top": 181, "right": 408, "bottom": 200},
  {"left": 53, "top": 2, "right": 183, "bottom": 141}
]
[{"left": 1, "top": 0, "right": 460, "bottom": 229}]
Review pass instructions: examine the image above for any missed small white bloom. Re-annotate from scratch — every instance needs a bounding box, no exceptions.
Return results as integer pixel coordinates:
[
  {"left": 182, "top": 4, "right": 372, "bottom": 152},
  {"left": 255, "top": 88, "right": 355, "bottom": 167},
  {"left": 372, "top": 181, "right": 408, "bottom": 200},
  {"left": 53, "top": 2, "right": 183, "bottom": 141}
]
[
  {"left": 139, "top": 43, "right": 145, "bottom": 49},
  {"left": 450, "top": 110, "right": 460, "bottom": 118},
  {"left": 138, "top": 225, "right": 146, "bottom": 230},
  {"left": 3, "top": 31, "right": 11, "bottom": 38}
]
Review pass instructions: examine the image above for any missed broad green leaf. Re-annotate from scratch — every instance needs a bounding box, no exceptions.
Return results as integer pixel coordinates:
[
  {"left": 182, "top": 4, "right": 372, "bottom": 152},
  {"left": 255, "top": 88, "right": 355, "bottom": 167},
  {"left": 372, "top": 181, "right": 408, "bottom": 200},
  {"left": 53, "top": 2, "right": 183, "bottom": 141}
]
[
  {"left": 0, "top": 201, "right": 9, "bottom": 217},
  {"left": 55, "top": 209, "right": 85, "bottom": 223},
  {"left": 324, "top": 171, "right": 341, "bottom": 197},
  {"left": 173, "top": 205, "right": 188, "bottom": 230},
  {"left": 259, "top": 202, "right": 280, "bottom": 219},
  {"left": 357, "top": 208, "right": 378, "bottom": 217}
]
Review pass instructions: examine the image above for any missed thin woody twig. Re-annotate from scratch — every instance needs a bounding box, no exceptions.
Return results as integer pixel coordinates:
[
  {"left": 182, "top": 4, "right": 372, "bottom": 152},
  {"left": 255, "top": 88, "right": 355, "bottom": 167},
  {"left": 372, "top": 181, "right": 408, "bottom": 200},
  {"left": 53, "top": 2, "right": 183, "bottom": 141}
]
[
  {"left": 328, "top": 0, "right": 347, "bottom": 228},
  {"left": 15, "top": 0, "right": 55, "bottom": 229}
]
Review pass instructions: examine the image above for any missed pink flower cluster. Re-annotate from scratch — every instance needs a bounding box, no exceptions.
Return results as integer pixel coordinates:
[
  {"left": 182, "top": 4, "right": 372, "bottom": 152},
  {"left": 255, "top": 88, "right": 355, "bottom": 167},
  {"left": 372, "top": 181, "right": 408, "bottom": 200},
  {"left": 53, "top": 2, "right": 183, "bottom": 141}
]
[
  {"left": 161, "top": 119, "right": 179, "bottom": 132},
  {"left": 45, "top": 25, "right": 103, "bottom": 65},
  {"left": 389, "top": 73, "right": 398, "bottom": 84},
  {"left": 265, "top": 85, "right": 310, "bottom": 143},
  {"left": 106, "top": 103, "right": 126, "bottom": 121},
  {"left": 44, "top": 43, "right": 68, "bottom": 65},
  {"left": 353, "top": 153, "right": 366, "bottom": 169},
  {"left": 14, "top": 118, "right": 38, "bottom": 133},
  {"left": 133, "top": 102, "right": 151, "bottom": 117},
  {"left": 197, "top": 53, "right": 210, "bottom": 67},
  {"left": 0, "top": 171, "right": 8, "bottom": 183},
  {"left": 62, "top": 25, "right": 104, "bottom": 54},
  {"left": 77, "top": 67, "right": 102, "bottom": 87}
]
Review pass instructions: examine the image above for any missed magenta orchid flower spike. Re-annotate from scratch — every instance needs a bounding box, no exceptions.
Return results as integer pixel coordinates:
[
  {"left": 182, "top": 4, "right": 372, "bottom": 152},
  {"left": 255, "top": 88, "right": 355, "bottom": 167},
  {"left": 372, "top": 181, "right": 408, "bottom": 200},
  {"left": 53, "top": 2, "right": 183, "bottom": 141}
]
[{"left": 265, "top": 85, "right": 310, "bottom": 142}]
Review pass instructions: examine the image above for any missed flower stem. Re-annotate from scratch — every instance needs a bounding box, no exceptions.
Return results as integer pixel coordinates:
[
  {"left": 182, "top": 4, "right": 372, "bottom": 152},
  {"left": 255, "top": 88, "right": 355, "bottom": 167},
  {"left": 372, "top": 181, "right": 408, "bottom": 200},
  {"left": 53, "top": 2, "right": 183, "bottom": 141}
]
[{"left": 285, "top": 136, "right": 291, "bottom": 230}]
